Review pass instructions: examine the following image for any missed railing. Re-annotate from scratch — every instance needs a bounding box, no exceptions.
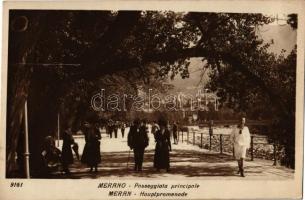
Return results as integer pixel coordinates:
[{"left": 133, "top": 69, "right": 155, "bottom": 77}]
[{"left": 177, "top": 129, "right": 277, "bottom": 165}]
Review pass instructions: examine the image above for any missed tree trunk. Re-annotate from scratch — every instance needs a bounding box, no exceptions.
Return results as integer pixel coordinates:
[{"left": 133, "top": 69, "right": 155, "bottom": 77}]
[
  {"left": 6, "top": 11, "right": 48, "bottom": 177},
  {"left": 6, "top": 66, "right": 31, "bottom": 177},
  {"left": 27, "top": 70, "right": 60, "bottom": 177}
]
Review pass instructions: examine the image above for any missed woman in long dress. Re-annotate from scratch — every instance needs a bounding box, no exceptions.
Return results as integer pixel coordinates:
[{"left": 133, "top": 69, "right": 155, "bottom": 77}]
[
  {"left": 81, "top": 122, "right": 101, "bottom": 172},
  {"left": 61, "top": 128, "right": 75, "bottom": 174},
  {"left": 154, "top": 119, "right": 172, "bottom": 172}
]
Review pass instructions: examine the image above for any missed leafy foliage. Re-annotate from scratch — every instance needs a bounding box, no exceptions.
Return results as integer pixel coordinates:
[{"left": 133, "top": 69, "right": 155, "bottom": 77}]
[{"left": 7, "top": 10, "right": 297, "bottom": 176}]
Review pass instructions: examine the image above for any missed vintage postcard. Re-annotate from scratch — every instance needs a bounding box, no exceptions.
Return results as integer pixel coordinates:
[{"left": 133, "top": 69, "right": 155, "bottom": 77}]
[{"left": 0, "top": 0, "right": 304, "bottom": 199}]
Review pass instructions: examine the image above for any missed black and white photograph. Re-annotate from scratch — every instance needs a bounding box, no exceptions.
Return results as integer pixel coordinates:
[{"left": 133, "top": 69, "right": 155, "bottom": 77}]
[{"left": 0, "top": 1, "right": 304, "bottom": 199}]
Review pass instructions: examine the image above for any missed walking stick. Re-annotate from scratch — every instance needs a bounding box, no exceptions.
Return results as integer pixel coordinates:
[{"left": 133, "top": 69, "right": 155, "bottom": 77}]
[{"left": 127, "top": 149, "right": 131, "bottom": 170}]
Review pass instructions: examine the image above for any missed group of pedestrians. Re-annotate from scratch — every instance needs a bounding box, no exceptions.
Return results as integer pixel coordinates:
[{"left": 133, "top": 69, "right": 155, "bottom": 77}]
[
  {"left": 41, "top": 118, "right": 173, "bottom": 175},
  {"left": 41, "top": 116, "right": 251, "bottom": 178},
  {"left": 126, "top": 116, "right": 252, "bottom": 177},
  {"left": 60, "top": 121, "right": 102, "bottom": 174},
  {"left": 106, "top": 120, "right": 126, "bottom": 138},
  {"left": 127, "top": 118, "right": 172, "bottom": 172},
  {"left": 41, "top": 120, "right": 102, "bottom": 175}
]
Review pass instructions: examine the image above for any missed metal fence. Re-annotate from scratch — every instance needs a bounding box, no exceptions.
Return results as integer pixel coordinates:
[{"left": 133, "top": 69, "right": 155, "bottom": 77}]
[{"left": 177, "top": 129, "right": 278, "bottom": 165}]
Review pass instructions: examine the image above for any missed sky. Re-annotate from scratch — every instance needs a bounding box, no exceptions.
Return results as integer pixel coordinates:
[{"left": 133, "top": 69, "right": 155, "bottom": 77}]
[
  {"left": 168, "top": 23, "right": 297, "bottom": 95},
  {"left": 259, "top": 24, "right": 297, "bottom": 55}
]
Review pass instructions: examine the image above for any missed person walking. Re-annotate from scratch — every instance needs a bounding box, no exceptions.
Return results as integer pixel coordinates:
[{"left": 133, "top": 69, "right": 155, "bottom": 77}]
[
  {"left": 172, "top": 122, "right": 178, "bottom": 144},
  {"left": 114, "top": 121, "right": 118, "bottom": 138},
  {"left": 154, "top": 119, "right": 172, "bottom": 172},
  {"left": 230, "top": 117, "right": 251, "bottom": 177},
  {"left": 121, "top": 122, "right": 126, "bottom": 138},
  {"left": 127, "top": 119, "right": 149, "bottom": 172},
  {"left": 81, "top": 121, "right": 101, "bottom": 172},
  {"left": 61, "top": 127, "right": 75, "bottom": 174},
  {"left": 108, "top": 120, "right": 113, "bottom": 138}
]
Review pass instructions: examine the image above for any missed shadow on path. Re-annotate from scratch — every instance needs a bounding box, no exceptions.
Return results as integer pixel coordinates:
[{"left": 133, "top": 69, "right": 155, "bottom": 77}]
[{"left": 49, "top": 149, "right": 239, "bottom": 179}]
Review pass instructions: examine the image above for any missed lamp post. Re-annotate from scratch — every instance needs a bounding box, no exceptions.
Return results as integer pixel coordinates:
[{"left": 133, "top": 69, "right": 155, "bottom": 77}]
[
  {"left": 57, "top": 113, "right": 60, "bottom": 147},
  {"left": 205, "top": 89, "right": 208, "bottom": 106},
  {"left": 24, "top": 101, "right": 30, "bottom": 178},
  {"left": 192, "top": 113, "right": 198, "bottom": 144},
  {"left": 204, "top": 88, "right": 210, "bottom": 111},
  {"left": 209, "top": 120, "right": 213, "bottom": 151}
]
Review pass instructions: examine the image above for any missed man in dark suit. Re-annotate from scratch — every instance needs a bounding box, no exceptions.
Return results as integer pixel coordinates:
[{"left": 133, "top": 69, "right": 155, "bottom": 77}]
[
  {"left": 172, "top": 122, "right": 178, "bottom": 144},
  {"left": 127, "top": 119, "right": 149, "bottom": 172},
  {"left": 108, "top": 120, "right": 113, "bottom": 138}
]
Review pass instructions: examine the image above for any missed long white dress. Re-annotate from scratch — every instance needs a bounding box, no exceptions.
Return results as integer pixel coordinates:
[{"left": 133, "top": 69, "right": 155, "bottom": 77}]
[{"left": 230, "top": 126, "right": 251, "bottom": 159}]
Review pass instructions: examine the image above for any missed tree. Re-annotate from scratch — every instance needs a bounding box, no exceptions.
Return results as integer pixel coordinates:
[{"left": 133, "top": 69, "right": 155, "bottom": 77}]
[
  {"left": 208, "top": 47, "right": 296, "bottom": 167},
  {"left": 287, "top": 14, "right": 297, "bottom": 30},
  {"left": 7, "top": 10, "right": 296, "bottom": 177},
  {"left": 7, "top": 10, "right": 143, "bottom": 177}
]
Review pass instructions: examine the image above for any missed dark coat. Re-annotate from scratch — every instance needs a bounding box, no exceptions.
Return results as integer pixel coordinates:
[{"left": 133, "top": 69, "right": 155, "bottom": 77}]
[
  {"left": 61, "top": 131, "right": 74, "bottom": 165},
  {"left": 81, "top": 127, "right": 101, "bottom": 166},
  {"left": 154, "top": 129, "right": 171, "bottom": 169},
  {"left": 173, "top": 124, "right": 178, "bottom": 138},
  {"left": 173, "top": 124, "right": 178, "bottom": 132},
  {"left": 128, "top": 125, "right": 149, "bottom": 149}
]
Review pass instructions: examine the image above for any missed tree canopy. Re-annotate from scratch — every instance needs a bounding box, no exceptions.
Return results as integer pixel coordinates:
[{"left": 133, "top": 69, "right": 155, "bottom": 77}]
[{"left": 6, "top": 10, "right": 297, "bottom": 176}]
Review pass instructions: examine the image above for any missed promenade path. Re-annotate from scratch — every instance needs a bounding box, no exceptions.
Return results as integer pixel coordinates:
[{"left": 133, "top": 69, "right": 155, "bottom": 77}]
[{"left": 53, "top": 127, "right": 294, "bottom": 180}]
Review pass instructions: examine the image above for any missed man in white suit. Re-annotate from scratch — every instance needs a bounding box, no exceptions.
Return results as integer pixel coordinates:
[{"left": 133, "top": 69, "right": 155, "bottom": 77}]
[{"left": 230, "top": 117, "right": 251, "bottom": 177}]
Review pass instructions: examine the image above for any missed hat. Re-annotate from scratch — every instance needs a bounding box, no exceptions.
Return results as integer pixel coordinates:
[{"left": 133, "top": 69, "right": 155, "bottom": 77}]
[
  {"left": 158, "top": 117, "right": 168, "bottom": 127},
  {"left": 133, "top": 118, "right": 140, "bottom": 125}
]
